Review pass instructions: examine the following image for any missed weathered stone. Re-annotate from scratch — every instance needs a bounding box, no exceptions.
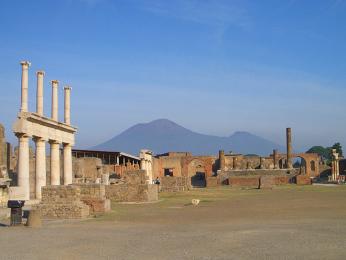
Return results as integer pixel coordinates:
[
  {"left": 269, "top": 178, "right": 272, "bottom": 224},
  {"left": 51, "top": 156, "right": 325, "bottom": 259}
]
[
  {"left": 259, "top": 176, "right": 275, "bottom": 189},
  {"left": 38, "top": 186, "right": 90, "bottom": 219},
  {"left": 229, "top": 176, "right": 260, "bottom": 189},
  {"left": 25, "top": 210, "right": 42, "bottom": 228},
  {"left": 296, "top": 175, "right": 312, "bottom": 185}
]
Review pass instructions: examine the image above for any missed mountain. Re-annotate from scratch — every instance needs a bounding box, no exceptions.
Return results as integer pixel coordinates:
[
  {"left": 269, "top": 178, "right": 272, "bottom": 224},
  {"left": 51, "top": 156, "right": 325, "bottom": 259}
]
[{"left": 92, "top": 119, "right": 285, "bottom": 156}]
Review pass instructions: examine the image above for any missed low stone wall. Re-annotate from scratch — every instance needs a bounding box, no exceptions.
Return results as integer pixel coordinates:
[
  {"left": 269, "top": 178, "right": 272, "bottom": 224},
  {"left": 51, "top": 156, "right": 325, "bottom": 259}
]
[
  {"left": 160, "top": 176, "right": 189, "bottom": 192},
  {"left": 219, "top": 169, "right": 298, "bottom": 183},
  {"left": 206, "top": 177, "right": 218, "bottom": 187},
  {"left": 38, "top": 186, "right": 90, "bottom": 219},
  {"left": 295, "top": 175, "right": 312, "bottom": 185},
  {"left": 229, "top": 176, "right": 260, "bottom": 189},
  {"left": 106, "top": 184, "right": 158, "bottom": 202},
  {"left": 73, "top": 184, "right": 111, "bottom": 213}
]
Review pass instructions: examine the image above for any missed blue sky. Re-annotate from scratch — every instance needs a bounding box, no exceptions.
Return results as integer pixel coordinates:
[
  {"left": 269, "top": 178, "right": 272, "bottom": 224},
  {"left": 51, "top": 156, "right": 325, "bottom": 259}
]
[{"left": 0, "top": 0, "right": 345, "bottom": 152}]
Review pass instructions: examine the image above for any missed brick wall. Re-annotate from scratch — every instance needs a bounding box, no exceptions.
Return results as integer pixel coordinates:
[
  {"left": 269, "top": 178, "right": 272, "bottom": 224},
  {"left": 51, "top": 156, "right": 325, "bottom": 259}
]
[{"left": 160, "top": 176, "right": 189, "bottom": 192}]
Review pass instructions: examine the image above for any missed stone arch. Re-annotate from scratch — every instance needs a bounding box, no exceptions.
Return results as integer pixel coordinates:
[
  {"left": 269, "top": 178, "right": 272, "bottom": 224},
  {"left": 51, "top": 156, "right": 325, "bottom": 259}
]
[{"left": 187, "top": 159, "right": 207, "bottom": 188}]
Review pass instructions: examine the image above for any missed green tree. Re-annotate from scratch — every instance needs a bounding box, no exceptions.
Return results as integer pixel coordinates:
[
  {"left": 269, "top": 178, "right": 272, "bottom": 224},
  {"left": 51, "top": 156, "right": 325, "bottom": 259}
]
[
  {"left": 331, "top": 142, "right": 343, "bottom": 157},
  {"left": 306, "top": 146, "right": 330, "bottom": 160}
]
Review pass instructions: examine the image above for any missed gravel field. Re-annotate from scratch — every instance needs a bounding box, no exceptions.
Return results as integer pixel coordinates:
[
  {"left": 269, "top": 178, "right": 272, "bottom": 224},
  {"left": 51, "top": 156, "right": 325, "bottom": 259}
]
[{"left": 1, "top": 185, "right": 346, "bottom": 260}]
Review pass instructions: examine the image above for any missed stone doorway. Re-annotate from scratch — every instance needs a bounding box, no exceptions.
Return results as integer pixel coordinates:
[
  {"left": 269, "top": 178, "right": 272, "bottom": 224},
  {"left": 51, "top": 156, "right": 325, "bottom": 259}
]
[{"left": 191, "top": 172, "right": 206, "bottom": 188}]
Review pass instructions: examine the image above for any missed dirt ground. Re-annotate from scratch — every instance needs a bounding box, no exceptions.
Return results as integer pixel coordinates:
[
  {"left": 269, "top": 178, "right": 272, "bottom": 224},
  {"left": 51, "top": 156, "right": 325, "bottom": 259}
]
[{"left": 1, "top": 185, "right": 346, "bottom": 260}]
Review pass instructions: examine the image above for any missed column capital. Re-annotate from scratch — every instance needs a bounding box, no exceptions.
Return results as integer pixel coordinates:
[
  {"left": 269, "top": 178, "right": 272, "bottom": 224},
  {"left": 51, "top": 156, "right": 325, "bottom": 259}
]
[
  {"left": 49, "top": 140, "right": 60, "bottom": 145},
  {"left": 15, "top": 133, "right": 30, "bottom": 139},
  {"left": 51, "top": 80, "right": 59, "bottom": 85},
  {"left": 64, "top": 86, "right": 72, "bottom": 91},
  {"left": 20, "top": 61, "right": 31, "bottom": 68},
  {"left": 36, "top": 70, "right": 45, "bottom": 76},
  {"left": 32, "top": 136, "right": 47, "bottom": 142}
]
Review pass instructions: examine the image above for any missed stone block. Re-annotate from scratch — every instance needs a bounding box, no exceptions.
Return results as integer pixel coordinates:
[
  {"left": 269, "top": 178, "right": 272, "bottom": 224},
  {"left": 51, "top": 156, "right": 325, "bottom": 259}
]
[
  {"left": 25, "top": 210, "right": 42, "bottom": 228},
  {"left": 296, "top": 175, "right": 312, "bottom": 185},
  {"left": 82, "top": 198, "right": 111, "bottom": 213},
  {"left": 206, "top": 177, "right": 218, "bottom": 187},
  {"left": 259, "top": 176, "right": 275, "bottom": 189}
]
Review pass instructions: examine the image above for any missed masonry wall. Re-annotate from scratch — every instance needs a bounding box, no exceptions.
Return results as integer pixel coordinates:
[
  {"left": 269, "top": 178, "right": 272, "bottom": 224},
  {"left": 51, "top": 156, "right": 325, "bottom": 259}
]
[
  {"left": 39, "top": 186, "right": 90, "bottom": 219},
  {"left": 160, "top": 176, "right": 189, "bottom": 192},
  {"left": 224, "top": 155, "right": 275, "bottom": 170},
  {"left": 106, "top": 169, "right": 158, "bottom": 202}
]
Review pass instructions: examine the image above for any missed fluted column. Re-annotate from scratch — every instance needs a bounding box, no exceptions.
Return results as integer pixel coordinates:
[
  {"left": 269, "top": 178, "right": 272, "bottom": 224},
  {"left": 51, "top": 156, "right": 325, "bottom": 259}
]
[
  {"left": 36, "top": 71, "right": 45, "bottom": 116},
  {"left": 20, "top": 61, "right": 31, "bottom": 113},
  {"left": 50, "top": 141, "right": 60, "bottom": 185},
  {"left": 64, "top": 86, "right": 71, "bottom": 125},
  {"left": 51, "top": 80, "right": 59, "bottom": 121},
  {"left": 17, "top": 134, "right": 30, "bottom": 200},
  {"left": 63, "top": 143, "right": 73, "bottom": 185},
  {"left": 34, "top": 138, "right": 46, "bottom": 199}
]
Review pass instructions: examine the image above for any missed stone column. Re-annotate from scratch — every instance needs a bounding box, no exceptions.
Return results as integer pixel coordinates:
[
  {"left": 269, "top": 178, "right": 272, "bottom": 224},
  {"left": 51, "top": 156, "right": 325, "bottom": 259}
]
[
  {"left": 260, "top": 157, "right": 264, "bottom": 169},
  {"left": 63, "top": 143, "right": 72, "bottom": 185},
  {"left": 34, "top": 138, "right": 46, "bottom": 199},
  {"left": 50, "top": 141, "right": 60, "bottom": 185},
  {"left": 64, "top": 86, "right": 71, "bottom": 125},
  {"left": 273, "top": 149, "right": 278, "bottom": 169},
  {"left": 331, "top": 149, "right": 340, "bottom": 181},
  {"left": 17, "top": 134, "right": 30, "bottom": 200},
  {"left": 286, "top": 128, "right": 292, "bottom": 169},
  {"left": 233, "top": 157, "right": 237, "bottom": 170},
  {"left": 140, "top": 158, "right": 145, "bottom": 170},
  {"left": 36, "top": 71, "right": 45, "bottom": 116},
  {"left": 20, "top": 61, "right": 31, "bottom": 113},
  {"left": 219, "top": 150, "right": 225, "bottom": 171},
  {"left": 51, "top": 80, "right": 59, "bottom": 121}
]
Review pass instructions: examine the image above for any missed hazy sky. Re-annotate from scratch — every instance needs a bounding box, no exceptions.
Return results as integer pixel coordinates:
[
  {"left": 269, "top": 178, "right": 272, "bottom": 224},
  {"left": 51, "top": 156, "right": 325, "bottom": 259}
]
[{"left": 0, "top": 0, "right": 345, "bottom": 152}]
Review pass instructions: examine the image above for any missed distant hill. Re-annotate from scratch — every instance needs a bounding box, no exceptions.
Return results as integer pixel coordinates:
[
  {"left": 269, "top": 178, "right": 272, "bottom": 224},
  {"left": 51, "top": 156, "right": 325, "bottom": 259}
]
[{"left": 92, "top": 119, "right": 284, "bottom": 156}]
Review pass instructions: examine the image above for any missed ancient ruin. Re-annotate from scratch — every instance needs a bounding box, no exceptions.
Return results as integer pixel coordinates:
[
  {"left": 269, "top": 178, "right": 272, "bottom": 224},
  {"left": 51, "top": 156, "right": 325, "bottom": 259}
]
[
  {"left": 150, "top": 128, "right": 320, "bottom": 190},
  {"left": 11, "top": 61, "right": 76, "bottom": 201}
]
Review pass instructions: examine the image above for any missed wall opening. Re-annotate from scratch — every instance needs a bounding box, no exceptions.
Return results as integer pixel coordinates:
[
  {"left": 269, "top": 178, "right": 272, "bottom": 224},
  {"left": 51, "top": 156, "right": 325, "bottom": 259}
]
[{"left": 164, "top": 168, "right": 174, "bottom": 177}]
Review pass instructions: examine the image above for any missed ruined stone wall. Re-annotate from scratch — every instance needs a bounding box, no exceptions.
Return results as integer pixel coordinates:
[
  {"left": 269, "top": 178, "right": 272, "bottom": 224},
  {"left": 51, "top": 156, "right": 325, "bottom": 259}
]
[
  {"left": 73, "top": 157, "right": 103, "bottom": 182},
  {"left": 153, "top": 156, "right": 183, "bottom": 178},
  {"left": 224, "top": 155, "right": 274, "bottom": 170},
  {"left": 159, "top": 176, "right": 189, "bottom": 192},
  {"left": 219, "top": 168, "right": 299, "bottom": 185},
  {"left": 106, "top": 184, "right": 158, "bottom": 202},
  {"left": 106, "top": 169, "right": 158, "bottom": 202},
  {"left": 73, "top": 184, "right": 111, "bottom": 213},
  {"left": 39, "top": 186, "right": 90, "bottom": 219}
]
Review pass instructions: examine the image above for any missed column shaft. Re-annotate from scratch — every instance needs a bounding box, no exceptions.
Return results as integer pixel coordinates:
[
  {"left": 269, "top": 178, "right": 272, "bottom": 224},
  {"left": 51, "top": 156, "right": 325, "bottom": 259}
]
[
  {"left": 51, "top": 80, "right": 59, "bottom": 121},
  {"left": 20, "top": 61, "right": 30, "bottom": 113},
  {"left": 273, "top": 149, "right": 278, "bottom": 169},
  {"left": 36, "top": 71, "right": 45, "bottom": 116},
  {"left": 219, "top": 150, "right": 225, "bottom": 171},
  {"left": 63, "top": 144, "right": 73, "bottom": 185},
  {"left": 35, "top": 139, "right": 46, "bottom": 199},
  {"left": 286, "top": 128, "right": 292, "bottom": 169},
  {"left": 50, "top": 142, "right": 60, "bottom": 185},
  {"left": 18, "top": 135, "right": 30, "bottom": 200},
  {"left": 64, "top": 87, "right": 71, "bottom": 125}
]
